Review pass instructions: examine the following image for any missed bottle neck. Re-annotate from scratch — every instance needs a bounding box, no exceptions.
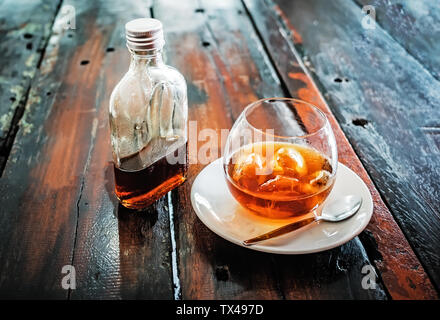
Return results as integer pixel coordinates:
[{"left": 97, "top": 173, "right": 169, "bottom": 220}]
[{"left": 129, "top": 49, "right": 164, "bottom": 71}]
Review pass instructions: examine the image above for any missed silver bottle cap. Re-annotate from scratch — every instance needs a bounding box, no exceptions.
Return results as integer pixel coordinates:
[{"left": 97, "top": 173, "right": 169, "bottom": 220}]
[{"left": 125, "top": 18, "right": 165, "bottom": 51}]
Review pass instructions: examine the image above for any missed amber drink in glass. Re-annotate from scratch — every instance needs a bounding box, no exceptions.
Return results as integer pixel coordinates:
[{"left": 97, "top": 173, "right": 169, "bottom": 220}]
[{"left": 223, "top": 98, "right": 337, "bottom": 220}]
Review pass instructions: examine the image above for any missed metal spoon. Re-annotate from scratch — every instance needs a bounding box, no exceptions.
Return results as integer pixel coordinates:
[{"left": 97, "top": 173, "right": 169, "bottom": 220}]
[{"left": 242, "top": 195, "right": 362, "bottom": 246}]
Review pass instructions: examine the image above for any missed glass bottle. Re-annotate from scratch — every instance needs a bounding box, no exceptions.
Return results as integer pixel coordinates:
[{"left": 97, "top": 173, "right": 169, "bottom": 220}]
[{"left": 109, "top": 18, "right": 188, "bottom": 210}]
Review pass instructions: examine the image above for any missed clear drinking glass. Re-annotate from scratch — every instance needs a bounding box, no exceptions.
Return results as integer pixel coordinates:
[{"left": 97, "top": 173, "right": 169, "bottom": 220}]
[{"left": 223, "top": 98, "right": 337, "bottom": 220}]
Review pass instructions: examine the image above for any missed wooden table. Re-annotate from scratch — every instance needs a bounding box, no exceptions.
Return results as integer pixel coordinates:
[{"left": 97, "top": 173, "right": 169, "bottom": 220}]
[{"left": 0, "top": 0, "right": 438, "bottom": 300}]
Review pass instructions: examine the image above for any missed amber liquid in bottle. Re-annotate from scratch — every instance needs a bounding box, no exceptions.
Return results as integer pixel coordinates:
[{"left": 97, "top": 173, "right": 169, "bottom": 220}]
[{"left": 114, "top": 142, "right": 187, "bottom": 210}]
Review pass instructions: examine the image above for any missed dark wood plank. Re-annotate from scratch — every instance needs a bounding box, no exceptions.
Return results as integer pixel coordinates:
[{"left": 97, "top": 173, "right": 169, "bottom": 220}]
[
  {"left": 355, "top": 0, "right": 440, "bottom": 80},
  {"left": 0, "top": 0, "right": 61, "bottom": 172},
  {"left": 0, "top": 1, "right": 75, "bottom": 299},
  {"left": 154, "top": 0, "right": 387, "bottom": 299},
  {"left": 0, "top": 0, "right": 174, "bottom": 299},
  {"left": 62, "top": 1, "right": 175, "bottom": 299},
  {"left": 152, "top": 0, "right": 281, "bottom": 300},
  {"left": 244, "top": 0, "right": 439, "bottom": 298}
]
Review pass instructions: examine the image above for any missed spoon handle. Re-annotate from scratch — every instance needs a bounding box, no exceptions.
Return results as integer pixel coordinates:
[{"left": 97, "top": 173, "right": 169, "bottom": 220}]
[{"left": 242, "top": 216, "right": 316, "bottom": 246}]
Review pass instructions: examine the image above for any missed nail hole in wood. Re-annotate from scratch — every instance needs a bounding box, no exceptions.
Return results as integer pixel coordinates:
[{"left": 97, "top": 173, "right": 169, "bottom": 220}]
[
  {"left": 10, "top": 97, "right": 16, "bottom": 102},
  {"left": 352, "top": 118, "right": 369, "bottom": 128},
  {"left": 23, "top": 33, "right": 33, "bottom": 39},
  {"left": 215, "top": 265, "right": 230, "bottom": 281},
  {"left": 106, "top": 47, "right": 115, "bottom": 52},
  {"left": 46, "top": 91, "right": 51, "bottom": 96},
  {"left": 344, "top": 78, "right": 349, "bottom": 82},
  {"left": 80, "top": 60, "right": 90, "bottom": 65},
  {"left": 238, "top": 10, "right": 243, "bottom": 15},
  {"left": 26, "top": 42, "right": 33, "bottom": 50},
  {"left": 202, "top": 41, "right": 210, "bottom": 47},
  {"left": 195, "top": 8, "right": 205, "bottom": 13},
  {"left": 334, "top": 77, "right": 342, "bottom": 83},
  {"left": 67, "top": 33, "right": 73, "bottom": 38}
]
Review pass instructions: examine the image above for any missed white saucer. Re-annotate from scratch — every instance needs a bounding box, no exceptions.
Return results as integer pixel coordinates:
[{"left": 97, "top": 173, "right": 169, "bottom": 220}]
[{"left": 190, "top": 158, "right": 373, "bottom": 254}]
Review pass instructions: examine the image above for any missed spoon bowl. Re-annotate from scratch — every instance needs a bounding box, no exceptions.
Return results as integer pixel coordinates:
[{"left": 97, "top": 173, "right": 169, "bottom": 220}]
[
  {"left": 318, "top": 195, "right": 362, "bottom": 222},
  {"left": 243, "top": 195, "right": 363, "bottom": 246}
]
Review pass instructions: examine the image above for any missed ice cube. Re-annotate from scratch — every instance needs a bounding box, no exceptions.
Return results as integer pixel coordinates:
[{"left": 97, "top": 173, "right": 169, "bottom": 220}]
[
  {"left": 305, "top": 153, "right": 332, "bottom": 174},
  {"left": 232, "top": 152, "right": 267, "bottom": 189},
  {"left": 273, "top": 147, "right": 308, "bottom": 177},
  {"left": 322, "top": 158, "right": 332, "bottom": 173},
  {"left": 299, "top": 170, "right": 331, "bottom": 194},
  {"left": 309, "top": 170, "right": 331, "bottom": 187},
  {"left": 258, "top": 175, "right": 300, "bottom": 193}
]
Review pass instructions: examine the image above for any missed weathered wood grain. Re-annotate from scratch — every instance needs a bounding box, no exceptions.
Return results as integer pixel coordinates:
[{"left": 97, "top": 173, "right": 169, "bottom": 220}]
[
  {"left": 244, "top": 0, "right": 439, "bottom": 298},
  {"left": 154, "top": 0, "right": 386, "bottom": 299},
  {"left": 0, "top": 0, "right": 77, "bottom": 299},
  {"left": 153, "top": 0, "right": 281, "bottom": 300},
  {"left": 60, "top": 0, "right": 175, "bottom": 299},
  {"left": 0, "top": 0, "right": 61, "bottom": 173},
  {"left": 0, "top": 0, "right": 436, "bottom": 300},
  {"left": 0, "top": 0, "right": 174, "bottom": 299},
  {"left": 355, "top": 0, "right": 440, "bottom": 81}
]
